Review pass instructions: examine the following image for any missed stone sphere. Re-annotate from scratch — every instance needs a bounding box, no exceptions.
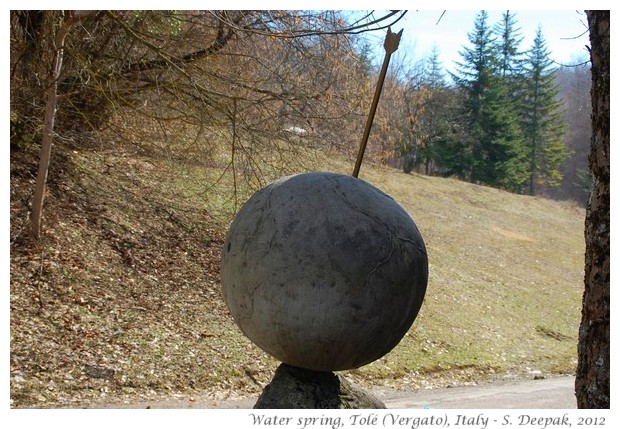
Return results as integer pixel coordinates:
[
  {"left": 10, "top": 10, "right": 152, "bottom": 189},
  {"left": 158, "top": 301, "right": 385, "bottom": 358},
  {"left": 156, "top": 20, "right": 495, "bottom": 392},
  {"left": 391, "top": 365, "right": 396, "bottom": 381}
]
[{"left": 220, "top": 172, "right": 428, "bottom": 371}]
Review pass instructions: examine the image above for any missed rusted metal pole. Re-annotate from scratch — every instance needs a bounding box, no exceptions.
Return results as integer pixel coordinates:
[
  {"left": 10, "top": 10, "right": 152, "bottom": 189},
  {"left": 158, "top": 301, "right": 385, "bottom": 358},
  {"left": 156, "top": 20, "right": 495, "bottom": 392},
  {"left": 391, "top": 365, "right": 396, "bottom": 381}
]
[{"left": 352, "top": 27, "right": 403, "bottom": 178}]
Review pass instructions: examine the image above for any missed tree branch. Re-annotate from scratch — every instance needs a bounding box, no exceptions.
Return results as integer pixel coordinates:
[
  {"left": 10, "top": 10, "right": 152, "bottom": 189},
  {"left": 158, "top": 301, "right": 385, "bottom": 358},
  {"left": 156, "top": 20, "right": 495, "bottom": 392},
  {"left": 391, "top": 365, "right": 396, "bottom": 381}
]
[{"left": 104, "top": 11, "right": 247, "bottom": 76}]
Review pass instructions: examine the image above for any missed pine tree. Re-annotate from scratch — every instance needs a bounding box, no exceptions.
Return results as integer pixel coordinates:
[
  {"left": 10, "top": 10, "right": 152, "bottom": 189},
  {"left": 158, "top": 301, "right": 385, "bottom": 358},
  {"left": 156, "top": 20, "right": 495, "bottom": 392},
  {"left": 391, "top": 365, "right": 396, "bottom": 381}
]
[
  {"left": 452, "top": 11, "right": 497, "bottom": 125},
  {"left": 452, "top": 11, "right": 528, "bottom": 190},
  {"left": 493, "top": 11, "right": 525, "bottom": 109},
  {"left": 475, "top": 81, "right": 528, "bottom": 191},
  {"left": 423, "top": 44, "right": 445, "bottom": 88},
  {"left": 520, "top": 27, "right": 570, "bottom": 195},
  {"left": 355, "top": 39, "right": 376, "bottom": 77},
  {"left": 423, "top": 86, "right": 471, "bottom": 178},
  {"left": 489, "top": 10, "right": 529, "bottom": 191},
  {"left": 494, "top": 11, "right": 524, "bottom": 78},
  {"left": 416, "top": 47, "right": 467, "bottom": 176}
]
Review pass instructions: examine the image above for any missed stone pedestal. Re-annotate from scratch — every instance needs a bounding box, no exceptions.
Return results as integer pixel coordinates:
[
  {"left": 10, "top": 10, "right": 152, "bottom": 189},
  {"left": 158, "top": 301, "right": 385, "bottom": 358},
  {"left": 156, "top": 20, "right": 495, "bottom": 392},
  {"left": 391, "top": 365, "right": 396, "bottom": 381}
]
[{"left": 254, "top": 363, "right": 386, "bottom": 409}]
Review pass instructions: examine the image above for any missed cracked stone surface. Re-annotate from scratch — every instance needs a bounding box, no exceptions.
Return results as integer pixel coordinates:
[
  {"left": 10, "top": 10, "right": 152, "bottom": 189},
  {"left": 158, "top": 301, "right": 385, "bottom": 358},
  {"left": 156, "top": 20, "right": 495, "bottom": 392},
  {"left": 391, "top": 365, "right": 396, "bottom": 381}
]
[{"left": 221, "top": 172, "right": 428, "bottom": 372}]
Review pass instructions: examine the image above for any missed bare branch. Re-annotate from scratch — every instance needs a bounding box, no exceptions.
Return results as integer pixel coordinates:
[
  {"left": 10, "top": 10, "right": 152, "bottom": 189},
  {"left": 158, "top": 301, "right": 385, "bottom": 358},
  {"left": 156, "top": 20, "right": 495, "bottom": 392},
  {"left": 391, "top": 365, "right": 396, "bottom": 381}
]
[{"left": 211, "top": 10, "right": 408, "bottom": 38}]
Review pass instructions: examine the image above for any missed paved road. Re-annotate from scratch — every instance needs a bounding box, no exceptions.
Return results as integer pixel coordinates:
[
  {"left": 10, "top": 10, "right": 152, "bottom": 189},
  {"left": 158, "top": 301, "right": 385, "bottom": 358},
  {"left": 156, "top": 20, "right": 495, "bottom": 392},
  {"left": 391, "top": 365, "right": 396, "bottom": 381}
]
[
  {"left": 106, "top": 376, "right": 576, "bottom": 409},
  {"left": 373, "top": 376, "right": 576, "bottom": 409}
]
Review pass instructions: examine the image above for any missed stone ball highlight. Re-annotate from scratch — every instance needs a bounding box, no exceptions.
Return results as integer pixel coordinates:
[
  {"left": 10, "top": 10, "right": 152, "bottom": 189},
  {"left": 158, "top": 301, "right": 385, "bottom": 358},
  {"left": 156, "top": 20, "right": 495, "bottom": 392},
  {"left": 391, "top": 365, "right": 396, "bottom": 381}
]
[{"left": 221, "top": 172, "right": 428, "bottom": 372}]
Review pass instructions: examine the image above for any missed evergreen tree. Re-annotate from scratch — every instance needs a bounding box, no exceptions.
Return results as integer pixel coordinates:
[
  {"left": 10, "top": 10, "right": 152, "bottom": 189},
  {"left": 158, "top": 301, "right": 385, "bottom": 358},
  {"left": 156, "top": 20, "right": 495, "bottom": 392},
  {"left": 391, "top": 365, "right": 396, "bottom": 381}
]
[
  {"left": 355, "top": 38, "right": 376, "bottom": 77},
  {"left": 494, "top": 11, "right": 524, "bottom": 78},
  {"left": 475, "top": 81, "right": 528, "bottom": 191},
  {"left": 452, "top": 11, "right": 497, "bottom": 125},
  {"left": 493, "top": 11, "right": 525, "bottom": 110},
  {"left": 423, "top": 44, "right": 445, "bottom": 88},
  {"left": 490, "top": 10, "right": 529, "bottom": 191},
  {"left": 416, "top": 47, "right": 468, "bottom": 176},
  {"left": 451, "top": 11, "right": 528, "bottom": 190},
  {"left": 421, "top": 86, "right": 471, "bottom": 178},
  {"left": 520, "top": 27, "right": 570, "bottom": 195}
]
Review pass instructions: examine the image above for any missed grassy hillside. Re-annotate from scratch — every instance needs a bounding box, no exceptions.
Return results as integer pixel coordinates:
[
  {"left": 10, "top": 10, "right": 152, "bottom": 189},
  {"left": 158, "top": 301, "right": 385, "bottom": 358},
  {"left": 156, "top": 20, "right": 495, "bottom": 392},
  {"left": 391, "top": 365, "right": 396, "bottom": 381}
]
[{"left": 9, "top": 142, "right": 585, "bottom": 407}]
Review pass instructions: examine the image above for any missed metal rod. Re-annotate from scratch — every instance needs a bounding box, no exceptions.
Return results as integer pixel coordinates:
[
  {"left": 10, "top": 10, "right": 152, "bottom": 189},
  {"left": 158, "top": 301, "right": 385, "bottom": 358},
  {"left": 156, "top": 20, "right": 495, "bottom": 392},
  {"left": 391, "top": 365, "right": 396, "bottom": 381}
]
[{"left": 352, "top": 27, "right": 403, "bottom": 178}]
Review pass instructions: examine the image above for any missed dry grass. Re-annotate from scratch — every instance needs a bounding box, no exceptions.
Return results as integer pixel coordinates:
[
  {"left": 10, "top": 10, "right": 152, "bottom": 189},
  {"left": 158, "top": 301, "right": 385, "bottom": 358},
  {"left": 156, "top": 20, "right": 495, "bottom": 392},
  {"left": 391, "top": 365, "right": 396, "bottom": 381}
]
[
  {"left": 9, "top": 141, "right": 585, "bottom": 408},
  {"left": 354, "top": 164, "right": 584, "bottom": 386}
]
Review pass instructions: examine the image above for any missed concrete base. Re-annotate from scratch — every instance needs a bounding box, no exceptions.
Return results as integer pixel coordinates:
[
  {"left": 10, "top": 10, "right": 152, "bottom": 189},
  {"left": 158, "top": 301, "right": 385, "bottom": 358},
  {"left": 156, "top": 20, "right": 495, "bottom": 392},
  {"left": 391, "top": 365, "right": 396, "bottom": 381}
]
[{"left": 254, "top": 363, "right": 386, "bottom": 409}]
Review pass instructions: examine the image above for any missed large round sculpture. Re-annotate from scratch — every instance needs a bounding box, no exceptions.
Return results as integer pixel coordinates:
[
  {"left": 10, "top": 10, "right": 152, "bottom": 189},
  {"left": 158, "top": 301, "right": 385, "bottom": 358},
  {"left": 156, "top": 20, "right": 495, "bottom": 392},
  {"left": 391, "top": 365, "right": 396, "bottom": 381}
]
[{"left": 221, "top": 172, "right": 428, "bottom": 372}]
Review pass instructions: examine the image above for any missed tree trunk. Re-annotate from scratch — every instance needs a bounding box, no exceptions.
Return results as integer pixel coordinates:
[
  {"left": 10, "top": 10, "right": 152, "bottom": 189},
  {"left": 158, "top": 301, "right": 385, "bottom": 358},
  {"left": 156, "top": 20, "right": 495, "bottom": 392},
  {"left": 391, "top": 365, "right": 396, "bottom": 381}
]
[
  {"left": 29, "top": 12, "right": 70, "bottom": 240},
  {"left": 575, "top": 10, "right": 610, "bottom": 409},
  {"left": 29, "top": 11, "right": 95, "bottom": 239}
]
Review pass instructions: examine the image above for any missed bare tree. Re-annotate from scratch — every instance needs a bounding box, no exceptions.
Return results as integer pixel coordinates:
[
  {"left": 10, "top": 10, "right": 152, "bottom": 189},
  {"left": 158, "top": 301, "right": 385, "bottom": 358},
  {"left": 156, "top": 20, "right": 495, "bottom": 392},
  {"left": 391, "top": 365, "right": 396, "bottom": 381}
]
[
  {"left": 26, "top": 11, "right": 95, "bottom": 239},
  {"left": 552, "top": 64, "right": 592, "bottom": 204},
  {"left": 575, "top": 10, "right": 609, "bottom": 409},
  {"left": 10, "top": 10, "right": 406, "bottom": 239}
]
